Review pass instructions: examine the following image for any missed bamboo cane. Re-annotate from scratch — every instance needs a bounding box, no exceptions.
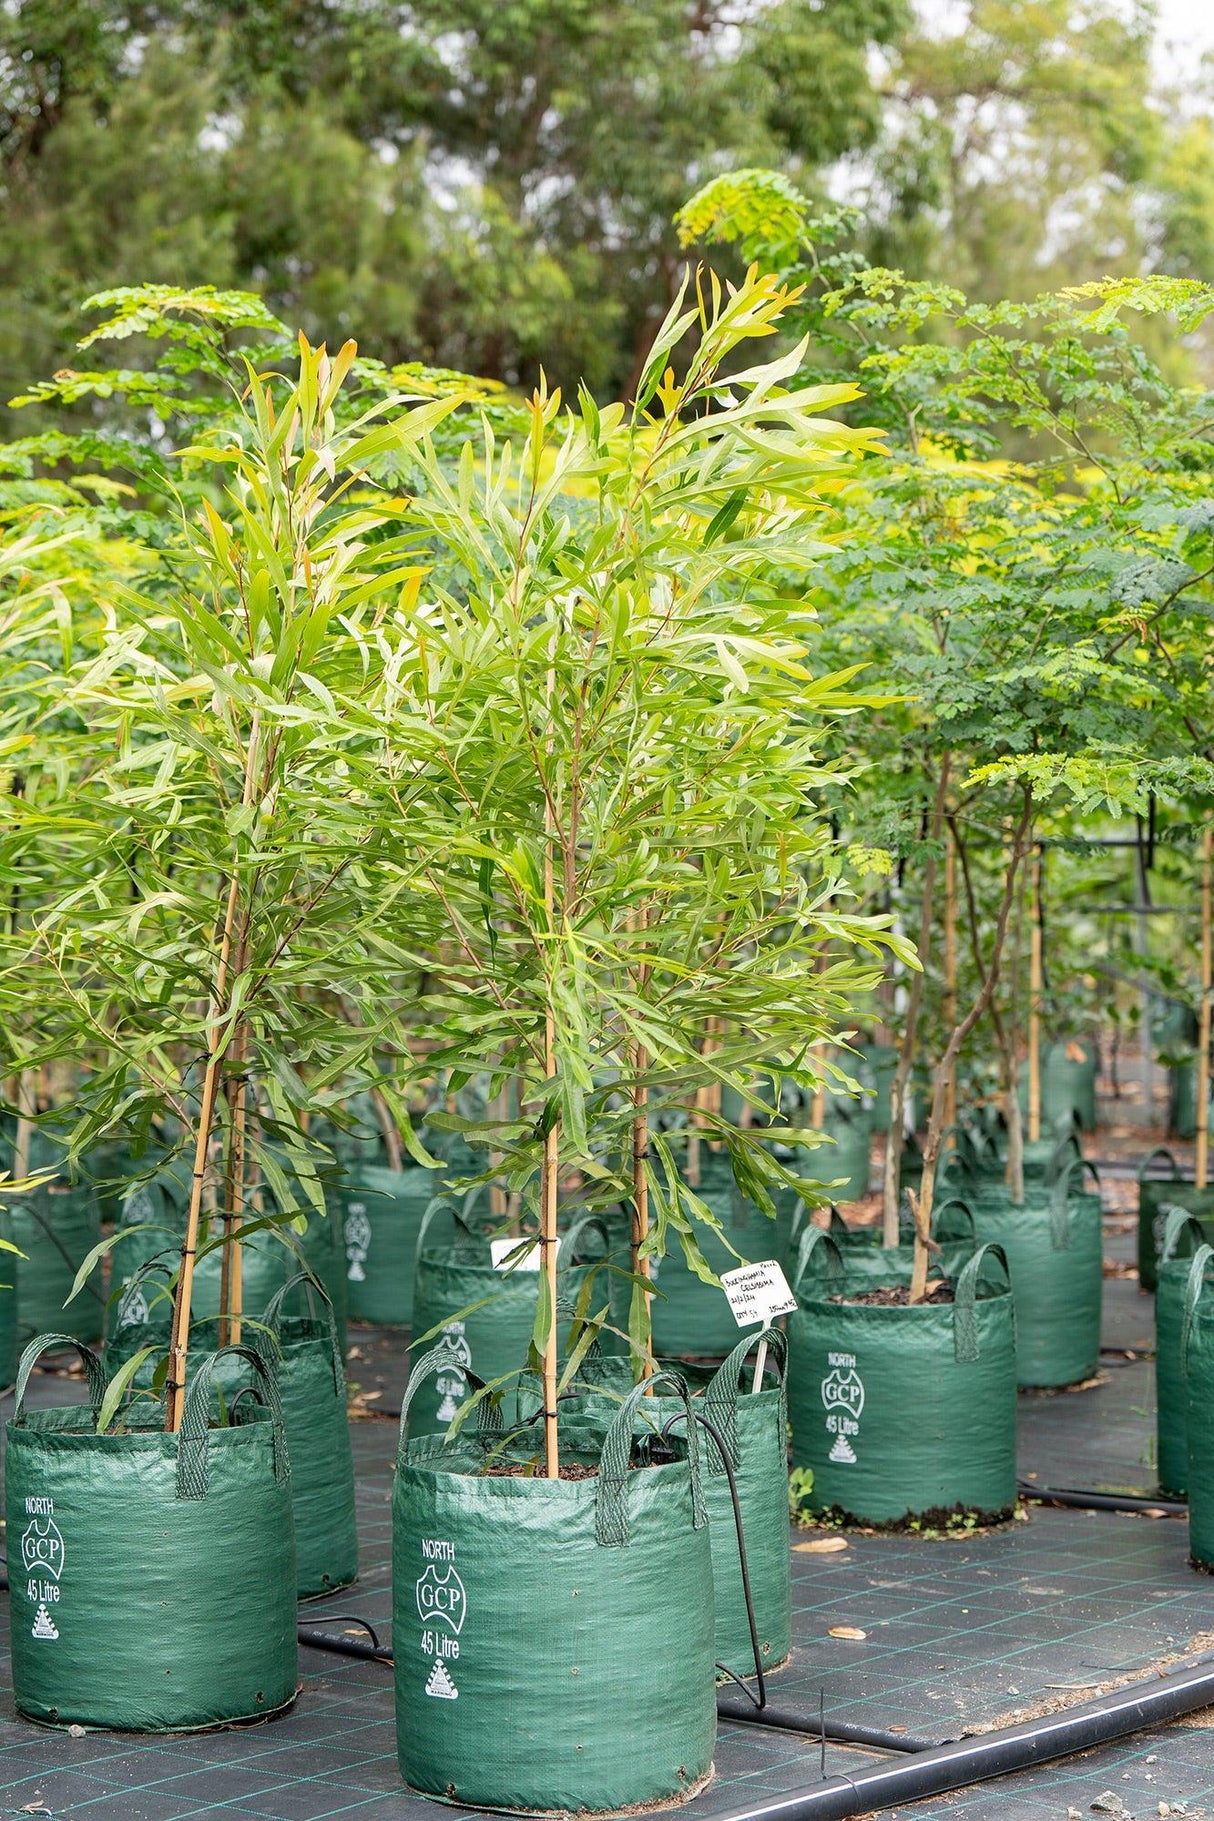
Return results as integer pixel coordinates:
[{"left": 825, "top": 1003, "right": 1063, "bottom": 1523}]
[
  {"left": 631, "top": 908, "right": 654, "bottom": 1386},
  {"left": 216, "top": 1019, "right": 249, "bottom": 1349},
  {"left": 166, "top": 710, "right": 261, "bottom": 1433},
  {"left": 540, "top": 649, "right": 560, "bottom": 1478},
  {"left": 1028, "top": 849, "right": 1043, "bottom": 1145},
  {"left": 1197, "top": 823, "right": 1212, "bottom": 1192},
  {"left": 13, "top": 1071, "right": 36, "bottom": 1187}
]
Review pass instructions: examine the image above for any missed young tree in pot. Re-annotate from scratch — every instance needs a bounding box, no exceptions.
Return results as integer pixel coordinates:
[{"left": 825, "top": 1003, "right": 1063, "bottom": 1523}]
[
  {"left": 386, "top": 266, "right": 908, "bottom": 1808},
  {"left": 1, "top": 330, "right": 462, "bottom": 1725}
]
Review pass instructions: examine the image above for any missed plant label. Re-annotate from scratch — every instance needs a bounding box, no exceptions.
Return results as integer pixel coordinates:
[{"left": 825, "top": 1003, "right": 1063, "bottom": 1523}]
[
  {"left": 720, "top": 1259, "right": 796, "bottom": 1326},
  {"left": 489, "top": 1236, "right": 560, "bottom": 1272}
]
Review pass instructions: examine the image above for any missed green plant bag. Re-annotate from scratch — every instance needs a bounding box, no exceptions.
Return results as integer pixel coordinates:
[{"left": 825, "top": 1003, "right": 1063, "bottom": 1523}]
[
  {"left": 5, "top": 1336, "right": 298, "bottom": 1731},
  {"left": 652, "top": 1174, "right": 787, "bottom": 1359},
  {"left": 8, "top": 1185, "right": 103, "bottom": 1345},
  {"left": 968, "top": 1160, "right": 1102, "bottom": 1388},
  {"left": 810, "top": 1106, "right": 872, "bottom": 1202},
  {"left": 787, "top": 1232, "right": 1017, "bottom": 1523},
  {"left": 1154, "top": 1206, "right": 1207, "bottom": 1497},
  {"left": 855, "top": 1043, "right": 898, "bottom": 1125},
  {"left": 408, "top": 1200, "right": 622, "bottom": 1436},
  {"left": 1137, "top": 1149, "right": 1214, "bottom": 1293},
  {"left": 111, "top": 1176, "right": 348, "bottom": 1348},
  {"left": 0, "top": 1211, "right": 18, "bottom": 1388},
  {"left": 1042, "top": 1038, "right": 1099, "bottom": 1131},
  {"left": 105, "top": 1270, "right": 358, "bottom": 1600},
  {"left": 340, "top": 1163, "right": 438, "bottom": 1325},
  {"left": 393, "top": 1352, "right": 716, "bottom": 1812},
  {"left": 1182, "top": 1246, "right": 1214, "bottom": 1569},
  {"left": 565, "top": 1331, "right": 791, "bottom": 1677},
  {"left": 786, "top": 1200, "right": 977, "bottom": 1290}
]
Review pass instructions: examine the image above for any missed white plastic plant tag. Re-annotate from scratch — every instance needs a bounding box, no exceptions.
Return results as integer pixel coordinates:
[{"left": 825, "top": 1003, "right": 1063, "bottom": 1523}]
[
  {"left": 720, "top": 1259, "right": 797, "bottom": 1328},
  {"left": 490, "top": 1236, "right": 561, "bottom": 1273}
]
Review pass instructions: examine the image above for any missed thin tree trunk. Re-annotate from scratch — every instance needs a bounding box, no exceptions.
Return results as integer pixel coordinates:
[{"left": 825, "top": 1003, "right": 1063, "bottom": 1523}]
[
  {"left": 908, "top": 788, "right": 1034, "bottom": 1301},
  {"left": 1028, "top": 851, "right": 1043, "bottom": 1143},
  {"left": 540, "top": 655, "right": 560, "bottom": 1477},
  {"left": 943, "top": 839, "right": 957, "bottom": 1131},
  {"left": 371, "top": 1085, "right": 404, "bottom": 1174},
  {"left": 631, "top": 910, "right": 654, "bottom": 1385},
  {"left": 1198, "top": 823, "right": 1212, "bottom": 1191},
  {"left": 217, "top": 1015, "right": 249, "bottom": 1348},
  {"left": 882, "top": 755, "right": 952, "bottom": 1245},
  {"left": 952, "top": 815, "right": 1025, "bottom": 1203}
]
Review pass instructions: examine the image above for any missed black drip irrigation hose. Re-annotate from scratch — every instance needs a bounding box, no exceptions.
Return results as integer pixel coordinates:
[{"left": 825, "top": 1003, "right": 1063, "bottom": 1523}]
[
  {"left": 1020, "top": 1480, "right": 1188, "bottom": 1517},
  {"left": 711, "top": 1651, "right": 1214, "bottom": 1821},
  {"left": 714, "top": 1698, "right": 936, "bottom": 1755}
]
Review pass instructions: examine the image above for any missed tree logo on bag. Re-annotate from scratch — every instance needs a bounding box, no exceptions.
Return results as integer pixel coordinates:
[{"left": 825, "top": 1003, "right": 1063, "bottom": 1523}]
[
  {"left": 21, "top": 1516, "right": 65, "bottom": 1582},
  {"left": 435, "top": 1325, "right": 472, "bottom": 1423},
  {"left": 416, "top": 1563, "right": 466, "bottom": 1633},
  {"left": 345, "top": 1203, "right": 373, "bottom": 1282},
  {"left": 117, "top": 1282, "right": 150, "bottom": 1327}
]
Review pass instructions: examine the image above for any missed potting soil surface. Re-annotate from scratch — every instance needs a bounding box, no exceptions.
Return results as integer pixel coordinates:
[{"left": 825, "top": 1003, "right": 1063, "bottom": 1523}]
[{"left": 0, "top": 1217, "right": 1211, "bottom": 1819}]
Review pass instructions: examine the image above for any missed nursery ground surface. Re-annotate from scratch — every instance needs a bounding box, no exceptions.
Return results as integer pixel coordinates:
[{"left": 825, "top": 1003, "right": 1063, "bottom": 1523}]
[{"left": 0, "top": 1222, "right": 1211, "bottom": 1818}]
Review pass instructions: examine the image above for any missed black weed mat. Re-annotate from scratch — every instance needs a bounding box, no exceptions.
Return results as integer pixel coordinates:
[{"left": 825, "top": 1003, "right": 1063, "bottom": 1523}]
[{"left": 0, "top": 1235, "right": 1213, "bottom": 1821}]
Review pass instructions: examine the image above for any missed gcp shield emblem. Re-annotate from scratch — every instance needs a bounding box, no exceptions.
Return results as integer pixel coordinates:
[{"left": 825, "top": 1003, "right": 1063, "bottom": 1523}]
[
  {"left": 820, "top": 1366, "right": 864, "bottom": 1419},
  {"left": 21, "top": 1516, "right": 65, "bottom": 1582},
  {"left": 416, "top": 1562, "right": 466, "bottom": 1633}
]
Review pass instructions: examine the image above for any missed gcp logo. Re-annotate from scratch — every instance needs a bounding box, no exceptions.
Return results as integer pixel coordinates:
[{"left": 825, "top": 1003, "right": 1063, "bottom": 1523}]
[{"left": 415, "top": 1563, "right": 466, "bottom": 1633}]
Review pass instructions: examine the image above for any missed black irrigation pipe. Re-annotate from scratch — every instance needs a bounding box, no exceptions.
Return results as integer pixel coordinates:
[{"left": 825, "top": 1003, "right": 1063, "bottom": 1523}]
[
  {"left": 711, "top": 1652, "right": 1214, "bottom": 1821},
  {"left": 1020, "top": 1481, "right": 1188, "bottom": 1517},
  {"left": 715, "top": 1698, "right": 936, "bottom": 1754}
]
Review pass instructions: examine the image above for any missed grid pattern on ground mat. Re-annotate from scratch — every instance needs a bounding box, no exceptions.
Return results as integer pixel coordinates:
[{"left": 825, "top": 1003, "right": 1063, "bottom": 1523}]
[{"left": 0, "top": 1241, "right": 1211, "bottom": 1820}]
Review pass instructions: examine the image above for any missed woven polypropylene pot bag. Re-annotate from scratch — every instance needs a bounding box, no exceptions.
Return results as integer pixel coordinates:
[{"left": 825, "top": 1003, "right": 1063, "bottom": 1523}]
[
  {"left": 340, "top": 1164, "right": 436, "bottom": 1325},
  {"left": 652, "top": 1175, "right": 788, "bottom": 1359},
  {"left": 1154, "top": 1207, "right": 1207, "bottom": 1497},
  {"left": 1182, "top": 1248, "right": 1214, "bottom": 1568},
  {"left": 112, "top": 1178, "right": 348, "bottom": 1350},
  {"left": 1137, "top": 1149, "right": 1214, "bottom": 1293},
  {"left": 409, "top": 1201, "right": 621, "bottom": 1437},
  {"left": 9, "top": 1185, "right": 103, "bottom": 1344},
  {"left": 787, "top": 1233, "right": 1017, "bottom": 1523},
  {"left": 1042, "top": 1039, "right": 1099, "bottom": 1131},
  {"left": 104, "top": 1272, "right": 357, "bottom": 1600},
  {"left": 566, "top": 1332, "right": 792, "bottom": 1678},
  {"left": 811, "top": 1109, "right": 872, "bottom": 1202},
  {"left": 786, "top": 1201, "right": 977, "bottom": 1292},
  {"left": 0, "top": 1214, "right": 19, "bottom": 1387},
  {"left": 969, "top": 1161, "right": 1102, "bottom": 1388},
  {"left": 5, "top": 1336, "right": 298, "bottom": 1731},
  {"left": 393, "top": 1353, "right": 716, "bottom": 1813}
]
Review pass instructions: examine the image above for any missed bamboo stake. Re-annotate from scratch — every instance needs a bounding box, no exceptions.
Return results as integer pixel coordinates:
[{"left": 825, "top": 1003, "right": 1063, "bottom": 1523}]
[
  {"left": 13, "top": 1071, "right": 35, "bottom": 1187},
  {"left": 540, "top": 647, "right": 560, "bottom": 1479},
  {"left": 630, "top": 908, "right": 654, "bottom": 1386},
  {"left": 166, "top": 710, "right": 260, "bottom": 1433},
  {"left": 1198, "top": 823, "right": 1212, "bottom": 1191},
  {"left": 943, "top": 837, "right": 957, "bottom": 1132},
  {"left": 1028, "top": 849, "right": 1043, "bottom": 1145}
]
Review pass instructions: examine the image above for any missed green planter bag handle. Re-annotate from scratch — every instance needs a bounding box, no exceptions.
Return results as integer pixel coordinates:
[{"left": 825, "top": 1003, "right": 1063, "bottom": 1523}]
[
  {"left": 1155, "top": 1206, "right": 1209, "bottom": 1495},
  {"left": 1137, "top": 1148, "right": 1214, "bottom": 1292},
  {"left": 13, "top": 1331, "right": 108, "bottom": 1415},
  {"left": 791, "top": 1223, "right": 845, "bottom": 1296}
]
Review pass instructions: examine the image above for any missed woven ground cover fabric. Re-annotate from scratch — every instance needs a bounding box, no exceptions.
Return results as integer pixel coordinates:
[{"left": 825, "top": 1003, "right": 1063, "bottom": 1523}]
[
  {"left": 339, "top": 1164, "right": 436, "bottom": 1326},
  {"left": 968, "top": 1167, "right": 1102, "bottom": 1388},
  {"left": 1137, "top": 1148, "right": 1214, "bottom": 1291},
  {"left": 787, "top": 1235, "right": 1017, "bottom": 1522},
  {"left": 9, "top": 1185, "right": 102, "bottom": 1344},
  {"left": 393, "top": 1357, "right": 716, "bottom": 1813},
  {"left": 5, "top": 1338, "right": 297, "bottom": 1731}
]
